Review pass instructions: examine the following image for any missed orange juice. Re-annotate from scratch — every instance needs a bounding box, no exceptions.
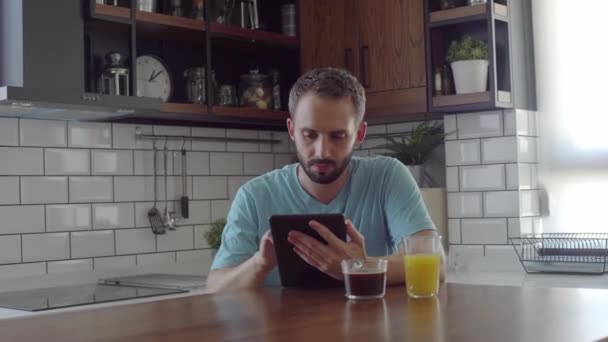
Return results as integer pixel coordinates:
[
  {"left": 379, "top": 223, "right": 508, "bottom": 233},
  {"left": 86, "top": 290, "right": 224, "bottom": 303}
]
[{"left": 403, "top": 254, "right": 441, "bottom": 298}]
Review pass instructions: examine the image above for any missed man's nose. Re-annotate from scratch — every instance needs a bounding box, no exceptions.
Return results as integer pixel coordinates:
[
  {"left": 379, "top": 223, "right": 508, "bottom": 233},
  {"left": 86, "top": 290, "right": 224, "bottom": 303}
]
[{"left": 314, "top": 136, "right": 331, "bottom": 159}]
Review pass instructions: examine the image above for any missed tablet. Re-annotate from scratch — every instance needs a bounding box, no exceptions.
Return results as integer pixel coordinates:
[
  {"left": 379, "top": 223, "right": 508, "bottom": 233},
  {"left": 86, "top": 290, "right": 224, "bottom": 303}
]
[{"left": 269, "top": 213, "right": 346, "bottom": 288}]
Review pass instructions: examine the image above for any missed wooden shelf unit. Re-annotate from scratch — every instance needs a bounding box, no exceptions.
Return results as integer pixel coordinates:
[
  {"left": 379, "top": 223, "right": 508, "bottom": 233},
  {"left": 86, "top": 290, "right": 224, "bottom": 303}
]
[
  {"left": 424, "top": 0, "right": 535, "bottom": 113},
  {"left": 93, "top": 3, "right": 131, "bottom": 20},
  {"left": 84, "top": 0, "right": 299, "bottom": 126},
  {"left": 208, "top": 23, "right": 298, "bottom": 48},
  {"left": 136, "top": 11, "right": 206, "bottom": 32},
  {"left": 429, "top": 3, "right": 508, "bottom": 26}
]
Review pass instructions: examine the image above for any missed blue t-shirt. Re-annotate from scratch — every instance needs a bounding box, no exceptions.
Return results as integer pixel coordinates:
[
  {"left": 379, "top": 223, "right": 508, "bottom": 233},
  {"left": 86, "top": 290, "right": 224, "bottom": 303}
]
[{"left": 210, "top": 156, "right": 435, "bottom": 286}]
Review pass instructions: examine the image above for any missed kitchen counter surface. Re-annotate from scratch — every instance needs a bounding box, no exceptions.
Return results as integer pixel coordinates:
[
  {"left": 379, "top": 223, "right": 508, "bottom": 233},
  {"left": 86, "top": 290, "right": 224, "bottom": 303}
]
[
  {"left": 2, "top": 283, "right": 608, "bottom": 342},
  {"left": 1, "top": 271, "right": 607, "bottom": 321}
]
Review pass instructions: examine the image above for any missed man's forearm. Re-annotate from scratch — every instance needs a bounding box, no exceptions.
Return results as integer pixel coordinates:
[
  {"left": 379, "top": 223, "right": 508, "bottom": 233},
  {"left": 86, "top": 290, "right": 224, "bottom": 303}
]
[{"left": 205, "top": 252, "right": 272, "bottom": 293}]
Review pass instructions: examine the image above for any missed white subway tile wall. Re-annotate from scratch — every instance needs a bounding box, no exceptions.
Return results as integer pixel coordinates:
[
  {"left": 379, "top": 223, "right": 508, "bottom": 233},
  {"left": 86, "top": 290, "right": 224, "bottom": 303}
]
[
  {"left": 461, "top": 218, "right": 508, "bottom": 244},
  {"left": 481, "top": 136, "right": 518, "bottom": 163},
  {"left": 0, "top": 177, "right": 19, "bottom": 205},
  {"left": 457, "top": 111, "right": 503, "bottom": 139},
  {"left": 46, "top": 204, "right": 91, "bottom": 232},
  {"left": 48, "top": 259, "right": 93, "bottom": 274},
  {"left": 20, "top": 176, "right": 68, "bottom": 204},
  {"left": 45, "top": 149, "right": 90, "bottom": 175},
  {"left": 68, "top": 122, "right": 112, "bottom": 148},
  {"left": 459, "top": 164, "right": 505, "bottom": 191},
  {"left": 0, "top": 118, "right": 19, "bottom": 146},
  {"left": 20, "top": 119, "right": 67, "bottom": 147},
  {"left": 0, "top": 118, "right": 441, "bottom": 279},
  {"left": 445, "top": 109, "right": 541, "bottom": 271},
  {"left": 0, "top": 235, "right": 21, "bottom": 264},
  {"left": 445, "top": 140, "right": 481, "bottom": 166}
]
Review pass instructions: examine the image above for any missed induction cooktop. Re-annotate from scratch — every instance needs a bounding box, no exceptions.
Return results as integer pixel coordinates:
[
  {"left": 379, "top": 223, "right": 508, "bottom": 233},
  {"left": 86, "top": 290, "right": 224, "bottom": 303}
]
[{"left": 0, "top": 284, "right": 186, "bottom": 312}]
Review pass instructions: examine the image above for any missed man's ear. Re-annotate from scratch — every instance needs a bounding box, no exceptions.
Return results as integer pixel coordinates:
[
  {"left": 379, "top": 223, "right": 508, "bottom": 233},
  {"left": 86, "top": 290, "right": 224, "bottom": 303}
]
[
  {"left": 356, "top": 120, "right": 367, "bottom": 144},
  {"left": 287, "top": 117, "right": 295, "bottom": 141}
]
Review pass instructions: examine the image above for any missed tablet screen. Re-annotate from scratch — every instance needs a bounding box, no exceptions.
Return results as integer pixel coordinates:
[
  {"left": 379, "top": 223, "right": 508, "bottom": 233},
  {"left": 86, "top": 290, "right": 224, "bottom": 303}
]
[{"left": 269, "top": 213, "right": 346, "bottom": 288}]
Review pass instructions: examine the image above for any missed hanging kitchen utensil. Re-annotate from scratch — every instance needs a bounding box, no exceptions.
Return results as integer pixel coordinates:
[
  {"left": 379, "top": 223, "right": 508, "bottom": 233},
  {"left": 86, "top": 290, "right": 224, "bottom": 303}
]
[
  {"left": 148, "top": 144, "right": 166, "bottom": 235},
  {"left": 163, "top": 140, "right": 176, "bottom": 230},
  {"left": 180, "top": 140, "right": 189, "bottom": 218}
]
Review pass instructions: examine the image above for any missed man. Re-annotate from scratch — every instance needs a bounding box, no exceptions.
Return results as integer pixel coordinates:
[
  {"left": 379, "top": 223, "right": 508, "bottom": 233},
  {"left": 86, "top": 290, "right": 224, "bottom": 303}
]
[{"left": 206, "top": 68, "right": 444, "bottom": 292}]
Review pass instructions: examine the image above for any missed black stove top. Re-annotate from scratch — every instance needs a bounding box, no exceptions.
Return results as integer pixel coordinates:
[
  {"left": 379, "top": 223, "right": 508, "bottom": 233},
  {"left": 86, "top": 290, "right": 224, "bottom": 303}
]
[{"left": 0, "top": 284, "right": 186, "bottom": 312}]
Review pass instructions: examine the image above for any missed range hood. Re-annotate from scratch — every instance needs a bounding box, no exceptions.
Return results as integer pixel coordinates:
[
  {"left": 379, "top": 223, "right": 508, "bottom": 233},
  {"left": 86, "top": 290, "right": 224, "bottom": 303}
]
[{"left": 0, "top": 1, "right": 166, "bottom": 122}]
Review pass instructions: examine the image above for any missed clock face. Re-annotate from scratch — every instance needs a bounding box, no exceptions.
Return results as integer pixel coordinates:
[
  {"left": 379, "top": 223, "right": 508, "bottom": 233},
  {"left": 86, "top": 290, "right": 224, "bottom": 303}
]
[{"left": 136, "top": 55, "right": 172, "bottom": 102}]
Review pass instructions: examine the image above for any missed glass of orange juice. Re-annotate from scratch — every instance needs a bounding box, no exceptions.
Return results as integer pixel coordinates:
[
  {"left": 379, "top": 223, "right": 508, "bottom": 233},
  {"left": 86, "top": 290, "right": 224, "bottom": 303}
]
[{"left": 402, "top": 235, "right": 442, "bottom": 298}]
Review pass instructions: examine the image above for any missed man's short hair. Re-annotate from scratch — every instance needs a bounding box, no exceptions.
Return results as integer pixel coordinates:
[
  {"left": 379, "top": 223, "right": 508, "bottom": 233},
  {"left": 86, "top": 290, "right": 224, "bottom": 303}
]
[{"left": 288, "top": 68, "right": 366, "bottom": 121}]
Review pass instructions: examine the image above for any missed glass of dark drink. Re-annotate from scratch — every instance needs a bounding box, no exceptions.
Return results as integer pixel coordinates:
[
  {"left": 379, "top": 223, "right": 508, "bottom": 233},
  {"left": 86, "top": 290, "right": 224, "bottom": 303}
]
[{"left": 341, "top": 259, "right": 388, "bottom": 300}]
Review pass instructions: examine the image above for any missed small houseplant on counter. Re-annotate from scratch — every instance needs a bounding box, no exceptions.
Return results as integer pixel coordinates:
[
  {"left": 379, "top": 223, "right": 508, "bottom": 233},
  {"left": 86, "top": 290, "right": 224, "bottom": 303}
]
[
  {"left": 206, "top": 218, "right": 226, "bottom": 257},
  {"left": 446, "top": 35, "right": 489, "bottom": 94},
  {"left": 383, "top": 121, "right": 445, "bottom": 187}
]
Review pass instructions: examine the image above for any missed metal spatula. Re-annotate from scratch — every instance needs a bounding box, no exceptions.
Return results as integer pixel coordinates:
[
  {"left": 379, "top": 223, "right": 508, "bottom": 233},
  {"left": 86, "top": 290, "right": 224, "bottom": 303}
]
[{"left": 148, "top": 144, "right": 166, "bottom": 235}]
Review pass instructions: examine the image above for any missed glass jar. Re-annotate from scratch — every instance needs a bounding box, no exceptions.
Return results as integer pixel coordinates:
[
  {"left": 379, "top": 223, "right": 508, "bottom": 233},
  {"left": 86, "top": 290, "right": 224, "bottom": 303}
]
[
  {"left": 216, "top": 84, "right": 237, "bottom": 106},
  {"left": 239, "top": 70, "right": 272, "bottom": 110},
  {"left": 184, "top": 67, "right": 206, "bottom": 104},
  {"left": 100, "top": 52, "right": 130, "bottom": 96}
]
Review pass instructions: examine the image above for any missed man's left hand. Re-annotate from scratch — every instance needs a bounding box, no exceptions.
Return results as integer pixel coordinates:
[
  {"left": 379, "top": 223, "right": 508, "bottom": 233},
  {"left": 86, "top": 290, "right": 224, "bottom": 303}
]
[{"left": 287, "top": 219, "right": 366, "bottom": 280}]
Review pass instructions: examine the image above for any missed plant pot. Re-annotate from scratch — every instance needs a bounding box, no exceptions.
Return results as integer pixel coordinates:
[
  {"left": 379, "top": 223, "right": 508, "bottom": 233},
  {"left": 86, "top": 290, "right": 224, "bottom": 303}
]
[
  {"left": 407, "top": 165, "right": 425, "bottom": 187},
  {"left": 450, "top": 60, "right": 489, "bottom": 94}
]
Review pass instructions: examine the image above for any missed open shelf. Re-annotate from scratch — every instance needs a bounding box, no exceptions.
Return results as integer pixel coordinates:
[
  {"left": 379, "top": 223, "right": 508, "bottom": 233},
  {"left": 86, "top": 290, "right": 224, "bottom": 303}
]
[
  {"left": 209, "top": 23, "right": 298, "bottom": 49},
  {"left": 94, "top": 3, "right": 131, "bottom": 20},
  {"left": 212, "top": 106, "right": 289, "bottom": 120},
  {"left": 429, "top": 3, "right": 508, "bottom": 27},
  {"left": 136, "top": 11, "right": 206, "bottom": 39}
]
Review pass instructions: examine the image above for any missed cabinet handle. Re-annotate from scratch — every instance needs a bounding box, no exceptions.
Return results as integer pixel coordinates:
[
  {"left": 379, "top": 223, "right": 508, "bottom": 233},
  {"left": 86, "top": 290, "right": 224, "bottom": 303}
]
[
  {"left": 344, "top": 48, "right": 353, "bottom": 73},
  {"left": 360, "top": 46, "right": 370, "bottom": 88}
]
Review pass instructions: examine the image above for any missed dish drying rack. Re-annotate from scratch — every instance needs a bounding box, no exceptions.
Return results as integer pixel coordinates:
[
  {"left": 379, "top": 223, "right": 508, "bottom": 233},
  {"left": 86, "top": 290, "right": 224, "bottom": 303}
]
[{"left": 510, "top": 233, "right": 608, "bottom": 274}]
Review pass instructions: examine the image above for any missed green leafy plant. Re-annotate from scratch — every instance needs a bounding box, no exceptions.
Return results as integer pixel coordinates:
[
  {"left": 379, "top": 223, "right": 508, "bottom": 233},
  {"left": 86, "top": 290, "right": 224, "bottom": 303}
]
[
  {"left": 383, "top": 122, "right": 445, "bottom": 165},
  {"left": 446, "top": 35, "right": 488, "bottom": 63},
  {"left": 206, "top": 218, "right": 226, "bottom": 250}
]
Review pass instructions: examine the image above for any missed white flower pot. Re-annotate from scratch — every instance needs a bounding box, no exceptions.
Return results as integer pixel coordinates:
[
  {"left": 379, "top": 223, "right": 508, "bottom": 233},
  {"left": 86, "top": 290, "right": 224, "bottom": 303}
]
[{"left": 450, "top": 60, "right": 489, "bottom": 94}]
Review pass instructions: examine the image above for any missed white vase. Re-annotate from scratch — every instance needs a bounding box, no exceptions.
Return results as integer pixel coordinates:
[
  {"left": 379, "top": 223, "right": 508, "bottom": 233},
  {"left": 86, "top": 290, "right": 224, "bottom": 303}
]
[{"left": 450, "top": 60, "right": 489, "bottom": 94}]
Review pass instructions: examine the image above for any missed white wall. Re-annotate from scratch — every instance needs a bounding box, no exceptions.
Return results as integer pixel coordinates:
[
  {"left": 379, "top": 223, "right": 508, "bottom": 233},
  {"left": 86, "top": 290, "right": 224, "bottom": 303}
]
[{"left": 532, "top": 0, "right": 608, "bottom": 232}]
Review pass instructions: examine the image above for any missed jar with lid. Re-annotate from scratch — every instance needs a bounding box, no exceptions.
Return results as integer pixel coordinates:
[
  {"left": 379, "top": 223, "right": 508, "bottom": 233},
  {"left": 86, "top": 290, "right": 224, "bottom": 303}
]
[
  {"left": 239, "top": 70, "right": 272, "bottom": 110},
  {"left": 184, "top": 67, "right": 206, "bottom": 104}
]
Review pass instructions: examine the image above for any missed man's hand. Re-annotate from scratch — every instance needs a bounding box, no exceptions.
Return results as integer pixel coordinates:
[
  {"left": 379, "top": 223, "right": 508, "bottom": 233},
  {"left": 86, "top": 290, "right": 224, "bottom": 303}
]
[
  {"left": 287, "top": 219, "right": 366, "bottom": 280},
  {"left": 255, "top": 229, "right": 277, "bottom": 271}
]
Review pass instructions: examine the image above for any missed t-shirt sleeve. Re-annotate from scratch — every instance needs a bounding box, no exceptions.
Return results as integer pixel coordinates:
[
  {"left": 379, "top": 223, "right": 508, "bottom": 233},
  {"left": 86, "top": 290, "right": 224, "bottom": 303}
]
[
  {"left": 210, "top": 187, "right": 260, "bottom": 270},
  {"left": 383, "top": 158, "right": 436, "bottom": 249}
]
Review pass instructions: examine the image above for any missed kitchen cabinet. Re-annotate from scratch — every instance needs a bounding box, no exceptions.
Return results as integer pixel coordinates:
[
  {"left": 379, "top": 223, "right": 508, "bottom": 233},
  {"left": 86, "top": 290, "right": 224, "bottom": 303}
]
[{"left": 299, "top": 0, "right": 428, "bottom": 117}]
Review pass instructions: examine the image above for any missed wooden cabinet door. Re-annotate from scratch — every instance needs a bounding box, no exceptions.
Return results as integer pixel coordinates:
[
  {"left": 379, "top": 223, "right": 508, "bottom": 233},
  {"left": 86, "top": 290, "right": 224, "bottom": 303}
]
[
  {"left": 357, "top": 0, "right": 426, "bottom": 93},
  {"left": 299, "top": 0, "right": 358, "bottom": 77}
]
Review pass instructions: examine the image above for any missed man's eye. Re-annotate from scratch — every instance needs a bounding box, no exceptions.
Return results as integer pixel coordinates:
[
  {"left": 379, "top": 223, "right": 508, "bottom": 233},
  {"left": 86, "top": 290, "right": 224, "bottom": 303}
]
[
  {"left": 303, "top": 133, "right": 316, "bottom": 140},
  {"left": 331, "top": 133, "right": 346, "bottom": 140}
]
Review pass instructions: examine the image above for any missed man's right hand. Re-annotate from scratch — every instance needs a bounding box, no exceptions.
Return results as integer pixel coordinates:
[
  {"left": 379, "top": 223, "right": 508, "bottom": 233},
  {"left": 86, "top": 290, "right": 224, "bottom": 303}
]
[{"left": 255, "top": 230, "right": 277, "bottom": 271}]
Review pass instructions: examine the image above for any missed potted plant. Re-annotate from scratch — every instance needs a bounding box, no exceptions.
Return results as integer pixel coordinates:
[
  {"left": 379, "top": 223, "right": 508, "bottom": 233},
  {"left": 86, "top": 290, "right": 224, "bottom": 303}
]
[
  {"left": 446, "top": 35, "right": 489, "bottom": 94},
  {"left": 205, "top": 218, "right": 226, "bottom": 257},
  {"left": 383, "top": 122, "right": 445, "bottom": 187}
]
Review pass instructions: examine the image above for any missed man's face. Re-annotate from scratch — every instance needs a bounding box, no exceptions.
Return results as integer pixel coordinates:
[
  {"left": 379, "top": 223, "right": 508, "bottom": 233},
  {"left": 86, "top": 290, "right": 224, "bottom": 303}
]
[{"left": 287, "top": 93, "right": 366, "bottom": 184}]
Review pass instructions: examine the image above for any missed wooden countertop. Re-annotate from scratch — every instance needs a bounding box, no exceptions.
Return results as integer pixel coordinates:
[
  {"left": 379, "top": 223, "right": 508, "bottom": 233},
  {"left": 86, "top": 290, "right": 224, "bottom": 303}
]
[{"left": 2, "top": 283, "right": 608, "bottom": 342}]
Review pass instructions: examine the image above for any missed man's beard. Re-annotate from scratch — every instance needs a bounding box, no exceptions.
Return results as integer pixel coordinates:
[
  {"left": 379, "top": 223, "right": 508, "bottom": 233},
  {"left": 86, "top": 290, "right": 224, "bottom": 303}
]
[{"left": 297, "top": 152, "right": 352, "bottom": 184}]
